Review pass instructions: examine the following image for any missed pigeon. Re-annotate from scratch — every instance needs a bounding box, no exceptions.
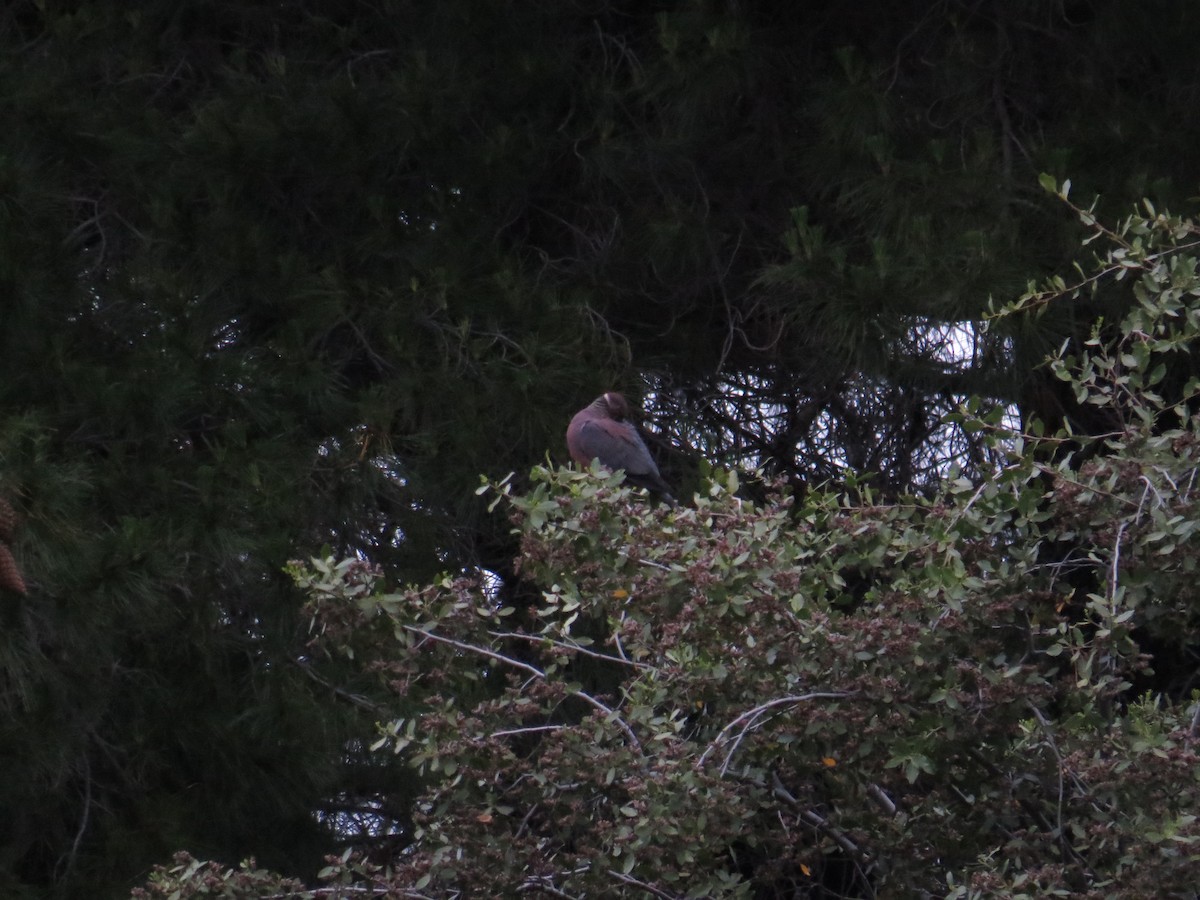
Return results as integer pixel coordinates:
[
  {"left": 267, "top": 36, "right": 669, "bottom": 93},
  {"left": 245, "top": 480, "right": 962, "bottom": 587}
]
[{"left": 567, "top": 392, "right": 676, "bottom": 505}]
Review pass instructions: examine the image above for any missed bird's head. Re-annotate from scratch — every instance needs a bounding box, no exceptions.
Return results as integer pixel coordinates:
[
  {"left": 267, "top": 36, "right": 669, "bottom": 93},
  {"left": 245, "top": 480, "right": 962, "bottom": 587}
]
[{"left": 601, "top": 391, "right": 632, "bottom": 421}]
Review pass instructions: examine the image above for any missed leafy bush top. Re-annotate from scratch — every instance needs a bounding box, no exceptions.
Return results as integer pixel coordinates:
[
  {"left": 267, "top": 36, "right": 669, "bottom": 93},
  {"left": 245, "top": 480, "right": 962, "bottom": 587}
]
[{"left": 139, "top": 192, "right": 1200, "bottom": 898}]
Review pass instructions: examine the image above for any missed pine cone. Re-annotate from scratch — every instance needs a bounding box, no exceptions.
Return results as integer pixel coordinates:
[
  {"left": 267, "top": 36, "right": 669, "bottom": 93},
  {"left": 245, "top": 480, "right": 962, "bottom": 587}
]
[
  {"left": 0, "top": 543, "right": 26, "bottom": 595},
  {"left": 0, "top": 496, "right": 15, "bottom": 544}
]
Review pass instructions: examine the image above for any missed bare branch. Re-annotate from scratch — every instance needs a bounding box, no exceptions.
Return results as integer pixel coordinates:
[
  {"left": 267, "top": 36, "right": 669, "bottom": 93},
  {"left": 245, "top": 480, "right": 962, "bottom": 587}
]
[
  {"left": 697, "top": 692, "right": 856, "bottom": 770},
  {"left": 607, "top": 870, "right": 682, "bottom": 900},
  {"left": 292, "top": 659, "right": 384, "bottom": 713},
  {"left": 488, "top": 629, "right": 653, "bottom": 670},
  {"left": 403, "top": 626, "right": 642, "bottom": 751}
]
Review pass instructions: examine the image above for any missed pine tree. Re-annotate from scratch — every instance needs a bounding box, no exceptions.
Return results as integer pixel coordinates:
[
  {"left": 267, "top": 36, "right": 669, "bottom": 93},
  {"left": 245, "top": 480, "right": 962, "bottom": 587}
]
[{"left": 4, "top": 1, "right": 1200, "bottom": 894}]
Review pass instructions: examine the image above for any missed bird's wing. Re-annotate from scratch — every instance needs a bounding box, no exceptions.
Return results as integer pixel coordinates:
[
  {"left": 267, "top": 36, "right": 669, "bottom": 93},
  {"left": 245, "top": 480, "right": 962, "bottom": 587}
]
[{"left": 574, "top": 418, "right": 659, "bottom": 477}]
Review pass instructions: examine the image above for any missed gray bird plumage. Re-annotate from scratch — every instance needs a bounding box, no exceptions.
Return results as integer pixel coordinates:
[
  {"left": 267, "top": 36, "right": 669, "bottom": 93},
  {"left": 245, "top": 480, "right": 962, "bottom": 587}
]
[{"left": 567, "top": 392, "right": 676, "bottom": 505}]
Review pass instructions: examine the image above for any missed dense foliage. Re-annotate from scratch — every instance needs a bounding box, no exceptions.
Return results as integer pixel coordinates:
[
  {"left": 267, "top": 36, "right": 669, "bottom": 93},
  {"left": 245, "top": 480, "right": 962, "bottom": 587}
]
[
  {"left": 137, "top": 200, "right": 1200, "bottom": 896},
  {"left": 5, "top": 1, "right": 1200, "bottom": 896}
]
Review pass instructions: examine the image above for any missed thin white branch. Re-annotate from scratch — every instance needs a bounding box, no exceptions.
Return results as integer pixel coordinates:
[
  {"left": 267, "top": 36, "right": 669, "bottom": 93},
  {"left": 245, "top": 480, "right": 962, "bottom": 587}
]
[
  {"left": 488, "top": 629, "right": 652, "bottom": 670},
  {"left": 1108, "top": 521, "right": 1127, "bottom": 606},
  {"left": 293, "top": 659, "right": 384, "bottom": 713},
  {"left": 612, "top": 615, "right": 631, "bottom": 663},
  {"left": 607, "top": 870, "right": 682, "bottom": 899},
  {"left": 403, "top": 626, "right": 642, "bottom": 751},
  {"left": 1183, "top": 467, "right": 1197, "bottom": 502},
  {"left": 1137, "top": 474, "right": 1164, "bottom": 520},
  {"left": 490, "top": 725, "right": 565, "bottom": 739},
  {"left": 769, "top": 771, "right": 878, "bottom": 889},
  {"left": 697, "top": 692, "right": 855, "bottom": 770},
  {"left": 404, "top": 625, "right": 542, "bottom": 677},
  {"left": 516, "top": 865, "right": 591, "bottom": 897},
  {"left": 1028, "top": 702, "right": 1066, "bottom": 845},
  {"left": 867, "top": 783, "right": 897, "bottom": 816}
]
